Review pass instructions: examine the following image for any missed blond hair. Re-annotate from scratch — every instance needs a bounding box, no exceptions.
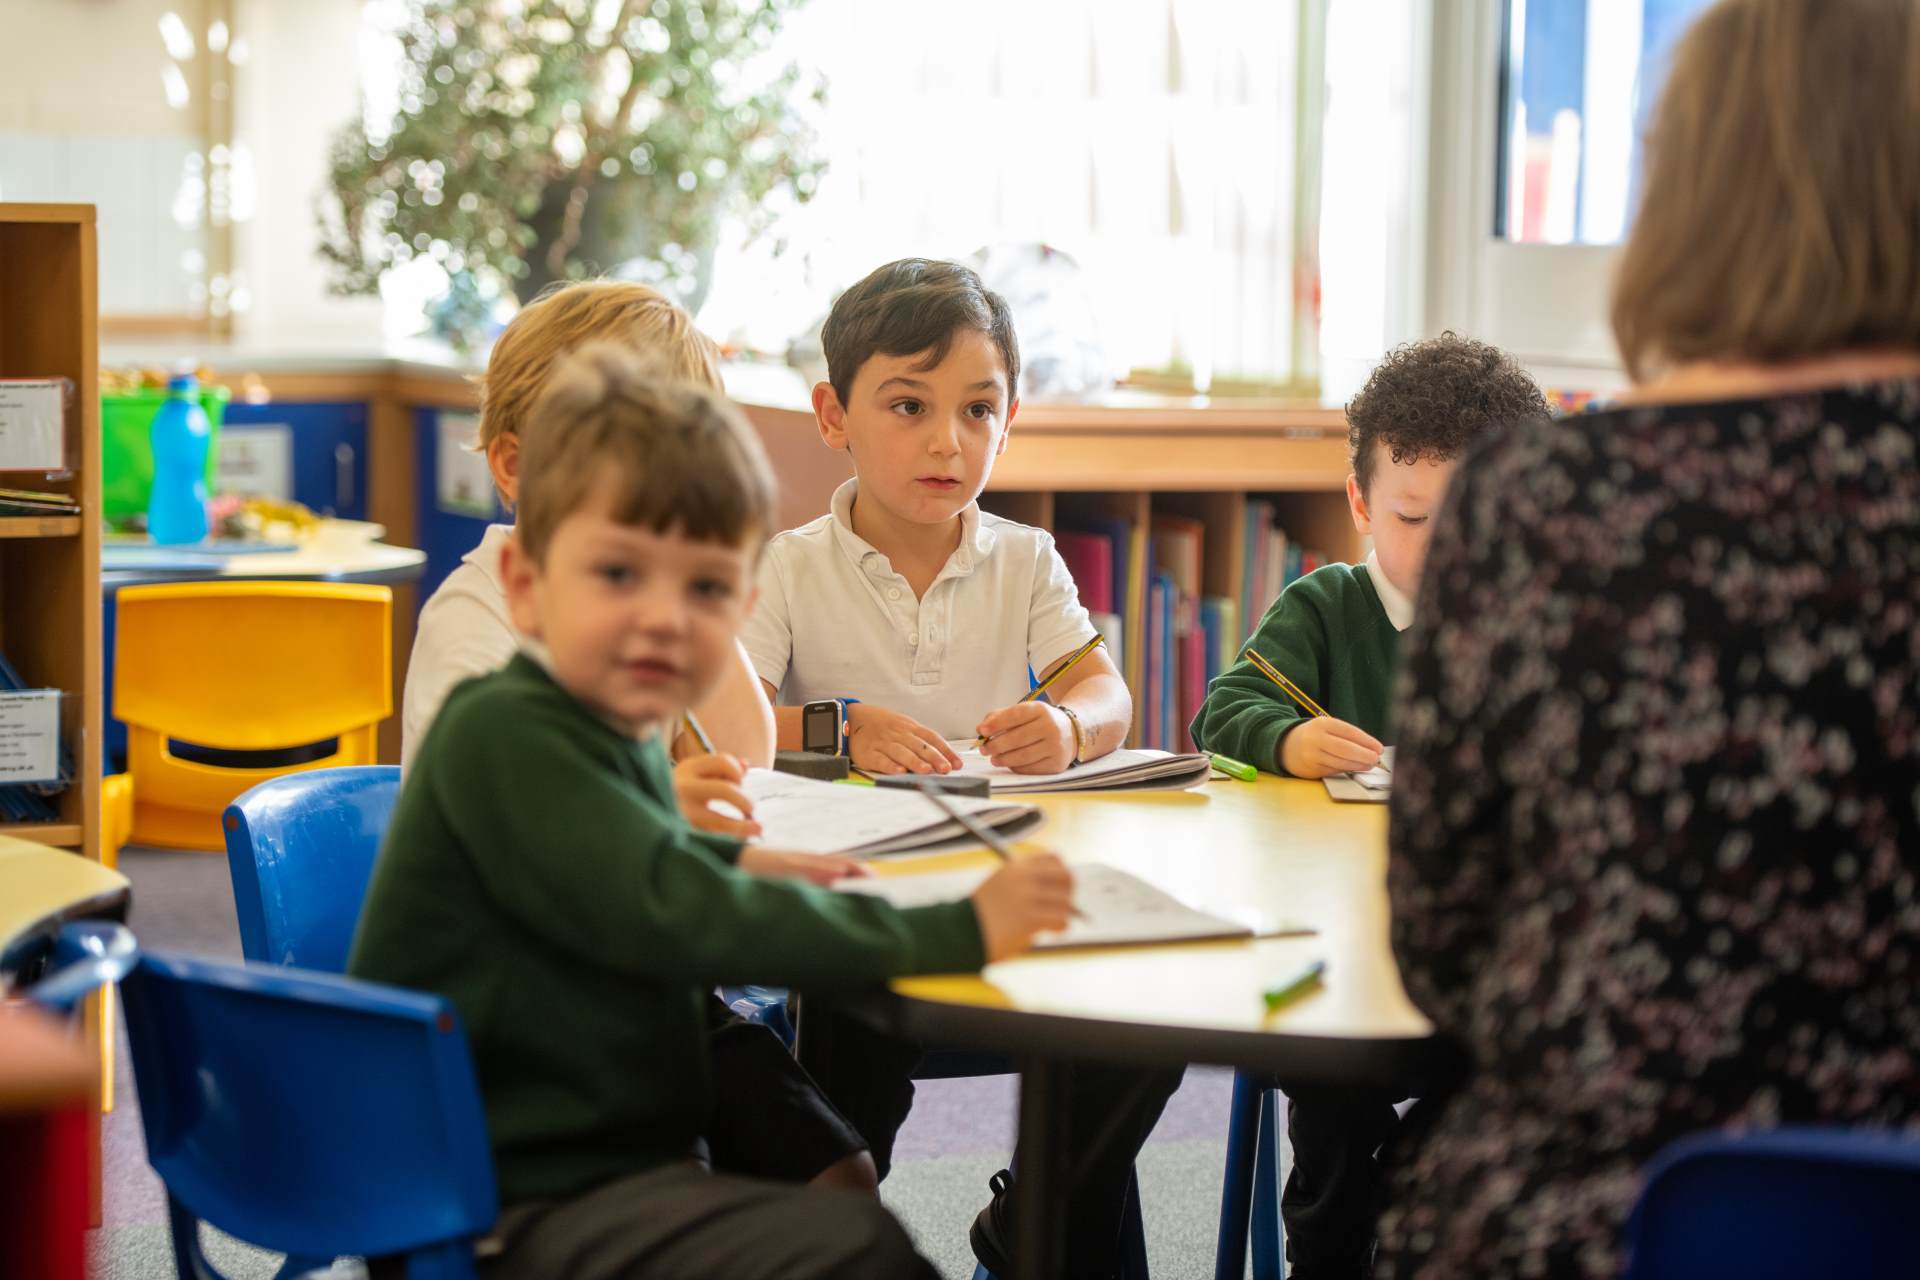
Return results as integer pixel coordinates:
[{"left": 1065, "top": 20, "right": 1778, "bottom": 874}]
[
  {"left": 515, "top": 342, "right": 776, "bottom": 566},
  {"left": 1611, "top": 0, "right": 1920, "bottom": 382},
  {"left": 477, "top": 280, "right": 722, "bottom": 452}
]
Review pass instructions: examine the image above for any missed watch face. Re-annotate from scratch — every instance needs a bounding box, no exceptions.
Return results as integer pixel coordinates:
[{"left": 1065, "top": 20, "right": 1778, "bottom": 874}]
[{"left": 802, "top": 701, "right": 842, "bottom": 754}]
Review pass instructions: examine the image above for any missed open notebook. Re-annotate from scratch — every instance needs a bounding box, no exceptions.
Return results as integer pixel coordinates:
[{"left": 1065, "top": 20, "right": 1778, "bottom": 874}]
[
  {"left": 1323, "top": 747, "right": 1393, "bottom": 804},
  {"left": 739, "top": 768, "right": 1044, "bottom": 858},
  {"left": 930, "top": 744, "right": 1213, "bottom": 794},
  {"left": 837, "top": 862, "right": 1257, "bottom": 949}
]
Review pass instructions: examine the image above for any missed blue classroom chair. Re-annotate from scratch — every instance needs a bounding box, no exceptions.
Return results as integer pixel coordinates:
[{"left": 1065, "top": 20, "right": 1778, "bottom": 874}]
[
  {"left": 21, "top": 921, "right": 141, "bottom": 1016},
  {"left": 120, "top": 950, "right": 497, "bottom": 1280},
  {"left": 1623, "top": 1127, "right": 1920, "bottom": 1279},
  {"left": 223, "top": 766, "right": 1149, "bottom": 1278},
  {"left": 223, "top": 766, "right": 398, "bottom": 970}
]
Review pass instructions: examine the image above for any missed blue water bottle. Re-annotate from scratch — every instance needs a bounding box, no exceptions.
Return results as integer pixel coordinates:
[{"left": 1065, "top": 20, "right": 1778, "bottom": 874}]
[{"left": 148, "top": 373, "right": 210, "bottom": 545}]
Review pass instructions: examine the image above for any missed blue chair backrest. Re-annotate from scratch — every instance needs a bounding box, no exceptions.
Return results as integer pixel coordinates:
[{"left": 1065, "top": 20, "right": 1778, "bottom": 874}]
[
  {"left": 223, "top": 765, "right": 399, "bottom": 970},
  {"left": 120, "top": 950, "right": 497, "bottom": 1270},
  {"left": 1624, "top": 1127, "right": 1920, "bottom": 1279},
  {"left": 24, "top": 921, "right": 140, "bottom": 1015}
]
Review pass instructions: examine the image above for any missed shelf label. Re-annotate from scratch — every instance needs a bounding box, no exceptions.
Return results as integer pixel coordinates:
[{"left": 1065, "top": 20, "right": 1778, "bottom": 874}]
[
  {"left": 0, "top": 380, "right": 69, "bottom": 472},
  {"left": 0, "top": 690, "right": 61, "bottom": 785}
]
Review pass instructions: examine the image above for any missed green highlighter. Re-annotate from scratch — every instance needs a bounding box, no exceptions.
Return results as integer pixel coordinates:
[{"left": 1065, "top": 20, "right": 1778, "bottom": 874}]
[
  {"left": 1262, "top": 960, "right": 1327, "bottom": 1013},
  {"left": 1210, "top": 753, "right": 1258, "bottom": 782}
]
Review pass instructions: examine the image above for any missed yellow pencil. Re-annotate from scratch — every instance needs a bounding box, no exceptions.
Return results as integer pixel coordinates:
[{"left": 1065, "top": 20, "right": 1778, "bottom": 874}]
[
  {"left": 1022, "top": 633, "right": 1108, "bottom": 705},
  {"left": 1241, "top": 649, "right": 1330, "bottom": 720},
  {"left": 682, "top": 710, "right": 716, "bottom": 754},
  {"left": 977, "top": 633, "right": 1108, "bottom": 749}
]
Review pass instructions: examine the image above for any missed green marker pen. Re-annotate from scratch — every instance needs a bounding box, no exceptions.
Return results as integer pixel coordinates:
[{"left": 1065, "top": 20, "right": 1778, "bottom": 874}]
[
  {"left": 1262, "top": 960, "right": 1326, "bottom": 1012},
  {"left": 1210, "top": 753, "right": 1258, "bottom": 782}
]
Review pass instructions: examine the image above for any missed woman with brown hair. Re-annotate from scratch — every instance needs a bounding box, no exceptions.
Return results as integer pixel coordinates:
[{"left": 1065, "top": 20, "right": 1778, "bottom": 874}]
[{"left": 1375, "top": 0, "right": 1920, "bottom": 1275}]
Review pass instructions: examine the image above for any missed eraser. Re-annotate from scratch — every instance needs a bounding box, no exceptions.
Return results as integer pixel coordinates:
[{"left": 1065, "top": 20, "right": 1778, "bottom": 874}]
[
  {"left": 873, "top": 773, "right": 992, "bottom": 798},
  {"left": 772, "top": 749, "right": 849, "bottom": 781}
]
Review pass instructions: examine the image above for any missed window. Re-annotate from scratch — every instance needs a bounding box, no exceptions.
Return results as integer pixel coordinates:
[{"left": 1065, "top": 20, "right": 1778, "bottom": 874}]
[
  {"left": 1495, "top": 0, "right": 1714, "bottom": 246},
  {"left": 699, "top": 0, "right": 1325, "bottom": 393}
]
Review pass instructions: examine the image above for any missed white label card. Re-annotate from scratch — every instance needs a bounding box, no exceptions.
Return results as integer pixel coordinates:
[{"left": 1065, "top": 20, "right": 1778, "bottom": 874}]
[
  {"left": 215, "top": 424, "right": 295, "bottom": 500},
  {"left": 437, "top": 412, "right": 496, "bottom": 517},
  {"left": 0, "top": 380, "right": 68, "bottom": 472},
  {"left": 0, "top": 690, "right": 61, "bottom": 784}
]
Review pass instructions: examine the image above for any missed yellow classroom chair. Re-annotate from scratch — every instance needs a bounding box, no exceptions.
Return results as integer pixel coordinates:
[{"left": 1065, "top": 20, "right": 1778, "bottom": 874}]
[{"left": 113, "top": 582, "right": 392, "bottom": 851}]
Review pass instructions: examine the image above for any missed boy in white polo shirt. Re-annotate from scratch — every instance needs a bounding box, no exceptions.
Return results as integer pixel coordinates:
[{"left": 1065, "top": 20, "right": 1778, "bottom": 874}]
[
  {"left": 742, "top": 258, "right": 1173, "bottom": 1278},
  {"left": 744, "top": 259, "right": 1131, "bottom": 776}
]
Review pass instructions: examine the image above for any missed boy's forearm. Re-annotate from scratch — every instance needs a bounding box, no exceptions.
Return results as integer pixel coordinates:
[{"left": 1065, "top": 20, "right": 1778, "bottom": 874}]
[
  {"left": 690, "top": 642, "right": 776, "bottom": 767},
  {"left": 1057, "top": 672, "right": 1132, "bottom": 760},
  {"left": 1192, "top": 676, "right": 1309, "bottom": 774},
  {"left": 770, "top": 700, "right": 806, "bottom": 751}
]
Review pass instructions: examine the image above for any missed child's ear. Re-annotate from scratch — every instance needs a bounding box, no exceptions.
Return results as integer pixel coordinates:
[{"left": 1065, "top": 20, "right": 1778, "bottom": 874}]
[
  {"left": 812, "top": 382, "right": 850, "bottom": 451},
  {"left": 486, "top": 433, "right": 521, "bottom": 507},
  {"left": 995, "top": 397, "right": 1020, "bottom": 456},
  {"left": 1346, "top": 473, "right": 1373, "bottom": 535},
  {"left": 500, "top": 530, "right": 544, "bottom": 639}
]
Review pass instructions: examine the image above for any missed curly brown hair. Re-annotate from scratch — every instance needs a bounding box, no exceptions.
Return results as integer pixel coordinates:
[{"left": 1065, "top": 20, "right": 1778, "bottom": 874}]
[{"left": 1345, "top": 332, "right": 1547, "bottom": 493}]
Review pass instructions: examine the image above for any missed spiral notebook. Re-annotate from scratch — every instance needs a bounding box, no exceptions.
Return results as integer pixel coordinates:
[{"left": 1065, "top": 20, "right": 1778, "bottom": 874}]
[
  {"left": 934, "top": 744, "right": 1213, "bottom": 794},
  {"left": 737, "top": 768, "right": 1043, "bottom": 858}
]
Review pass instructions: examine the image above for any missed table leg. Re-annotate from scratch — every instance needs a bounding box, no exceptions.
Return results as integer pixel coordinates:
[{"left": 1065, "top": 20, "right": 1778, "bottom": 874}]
[{"left": 1014, "top": 1055, "right": 1074, "bottom": 1279}]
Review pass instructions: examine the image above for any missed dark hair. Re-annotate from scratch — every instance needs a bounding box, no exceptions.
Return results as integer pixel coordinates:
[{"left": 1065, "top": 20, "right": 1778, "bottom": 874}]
[
  {"left": 821, "top": 259, "right": 1021, "bottom": 402},
  {"left": 516, "top": 342, "right": 777, "bottom": 564},
  {"left": 1345, "top": 332, "right": 1547, "bottom": 493}
]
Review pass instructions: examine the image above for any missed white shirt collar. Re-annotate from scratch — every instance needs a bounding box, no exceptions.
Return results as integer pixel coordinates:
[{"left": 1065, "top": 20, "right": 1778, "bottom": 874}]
[
  {"left": 826, "top": 477, "right": 996, "bottom": 575},
  {"left": 466, "top": 523, "right": 514, "bottom": 592},
  {"left": 1364, "top": 549, "right": 1415, "bottom": 631}
]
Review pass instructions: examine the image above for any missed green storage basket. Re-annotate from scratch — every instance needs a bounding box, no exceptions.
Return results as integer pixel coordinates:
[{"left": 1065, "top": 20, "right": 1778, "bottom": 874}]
[{"left": 101, "top": 386, "right": 231, "bottom": 520}]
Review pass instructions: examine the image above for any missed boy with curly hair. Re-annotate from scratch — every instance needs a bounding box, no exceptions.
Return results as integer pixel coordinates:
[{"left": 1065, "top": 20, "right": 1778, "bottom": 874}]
[{"left": 1191, "top": 331, "right": 1547, "bottom": 1278}]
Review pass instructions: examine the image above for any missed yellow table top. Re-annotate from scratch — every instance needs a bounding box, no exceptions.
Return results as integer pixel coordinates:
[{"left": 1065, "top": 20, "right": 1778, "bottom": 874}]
[
  {"left": 871, "top": 774, "right": 1433, "bottom": 1073},
  {"left": 0, "top": 836, "right": 131, "bottom": 969}
]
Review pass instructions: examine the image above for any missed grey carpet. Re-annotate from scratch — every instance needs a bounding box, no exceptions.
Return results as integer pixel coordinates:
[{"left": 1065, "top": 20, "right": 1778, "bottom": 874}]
[{"left": 90, "top": 846, "right": 1289, "bottom": 1278}]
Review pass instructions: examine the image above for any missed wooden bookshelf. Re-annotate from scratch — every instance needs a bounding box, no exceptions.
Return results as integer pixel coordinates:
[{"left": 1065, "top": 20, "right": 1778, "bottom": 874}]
[{"left": 0, "top": 203, "right": 102, "bottom": 864}]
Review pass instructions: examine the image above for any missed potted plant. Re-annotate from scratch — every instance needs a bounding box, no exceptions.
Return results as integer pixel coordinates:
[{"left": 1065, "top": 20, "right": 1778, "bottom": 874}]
[{"left": 319, "top": 0, "right": 823, "bottom": 340}]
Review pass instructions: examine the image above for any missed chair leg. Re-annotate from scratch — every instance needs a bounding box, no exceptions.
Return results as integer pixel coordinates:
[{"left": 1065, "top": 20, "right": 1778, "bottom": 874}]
[
  {"left": 1214, "top": 1071, "right": 1264, "bottom": 1280},
  {"left": 1249, "top": 1087, "right": 1284, "bottom": 1280},
  {"left": 404, "top": 1240, "right": 479, "bottom": 1279},
  {"left": 166, "top": 1197, "right": 229, "bottom": 1280},
  {"left": 1111, "top": 1164, "right": 1150, "bottom": 1278}
]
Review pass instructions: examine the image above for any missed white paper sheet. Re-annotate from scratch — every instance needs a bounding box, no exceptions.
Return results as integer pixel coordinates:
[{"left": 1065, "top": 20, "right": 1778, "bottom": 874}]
[
  {"left": 837, "top": 862, "right": 1253, "bottom": 949},
  {"left": 936, "top": 743, "right": 1212, "bottom": 794}
]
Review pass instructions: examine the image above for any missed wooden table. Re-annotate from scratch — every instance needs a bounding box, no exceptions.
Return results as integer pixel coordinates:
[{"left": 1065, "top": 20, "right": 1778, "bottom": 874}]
[
  {"left": 99, "top": 518, "right": 427, "bottom": 590},
  {"left": 0, "top": 836, "right": 131, "bottom": 973},
  {"left": 859, "top": 774, "right": 1435, "bottom": 1278}
]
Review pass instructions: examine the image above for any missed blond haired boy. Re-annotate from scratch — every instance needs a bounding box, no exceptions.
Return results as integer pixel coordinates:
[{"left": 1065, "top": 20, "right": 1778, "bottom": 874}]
[
  {"left": 403, "top": 281, "right": 773, "bottom": 841},
  {"left": 353, "top": 344, "right": 1073, "bottom": 1278}
]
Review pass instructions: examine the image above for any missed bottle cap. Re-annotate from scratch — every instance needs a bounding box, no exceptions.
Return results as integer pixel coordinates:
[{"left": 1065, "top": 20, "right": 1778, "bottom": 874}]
[{"left": 167, "top": 372, "right": 198, "bottom": 393}]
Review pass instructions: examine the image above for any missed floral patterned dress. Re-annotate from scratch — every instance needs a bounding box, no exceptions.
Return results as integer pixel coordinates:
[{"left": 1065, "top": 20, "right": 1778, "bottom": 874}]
[{"left": 1377, "top": 381, "right": 1920, "bottom": 1278}]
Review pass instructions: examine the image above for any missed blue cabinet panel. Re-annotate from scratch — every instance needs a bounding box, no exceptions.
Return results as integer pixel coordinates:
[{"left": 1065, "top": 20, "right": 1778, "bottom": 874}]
[
  {"left": 414, "top": 405, "right": 509, "bottom": 605},
  {"left": 222, "top": 401, "right": 369, "bottom": 520}
]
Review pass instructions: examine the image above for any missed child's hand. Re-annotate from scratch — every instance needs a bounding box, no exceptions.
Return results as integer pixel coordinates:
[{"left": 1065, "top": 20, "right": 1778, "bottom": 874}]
[
  {"left": 976, "top": 702, "right": 1075, "bottom": 773},
  {"left": 970, "top": 853, "right": 1075, "bottom": 961},
  {"left": 672, "top": 752, "right": 763, "bottom": 839},
  {"left": 737, "top": 847, "right": 870, "bottom": 886},
  {"left": 847, "top": 703, "right": 963, "bottom": 775},
  {"left": 1279, "top": 718, "right": 1384, "bottom": 778}
]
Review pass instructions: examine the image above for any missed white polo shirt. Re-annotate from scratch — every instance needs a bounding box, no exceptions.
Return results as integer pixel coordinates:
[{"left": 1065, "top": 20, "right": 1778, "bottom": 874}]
[
  {"left": 742, "top": 479, "right": 1097, "bottom": 740},
  {"left": 401, "top": 523, "right": 519, "bottom": 772}
]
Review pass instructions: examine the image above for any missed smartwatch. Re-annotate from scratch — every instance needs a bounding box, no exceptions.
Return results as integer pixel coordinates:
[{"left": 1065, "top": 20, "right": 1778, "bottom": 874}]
[{"left": 801, "top": 698, "right": 853, "bottom": 755}]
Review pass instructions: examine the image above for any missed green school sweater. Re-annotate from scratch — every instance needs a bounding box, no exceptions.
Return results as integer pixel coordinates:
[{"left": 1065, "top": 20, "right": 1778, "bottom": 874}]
[
  {"left": 348, "top": 653, "right": 984, "bottom": 1206},
  {"left": 1188, "top": 563, "right": 1400, "bottom": 776}
]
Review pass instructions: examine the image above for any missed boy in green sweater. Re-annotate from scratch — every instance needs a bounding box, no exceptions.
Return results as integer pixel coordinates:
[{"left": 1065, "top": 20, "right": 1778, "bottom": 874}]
[
  {"left": 350, "top": 343, "right": 1072, "bottom": 1279},
  {"left": 1190, "top": 332, "right": 1546, "bottom": 1278}
]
